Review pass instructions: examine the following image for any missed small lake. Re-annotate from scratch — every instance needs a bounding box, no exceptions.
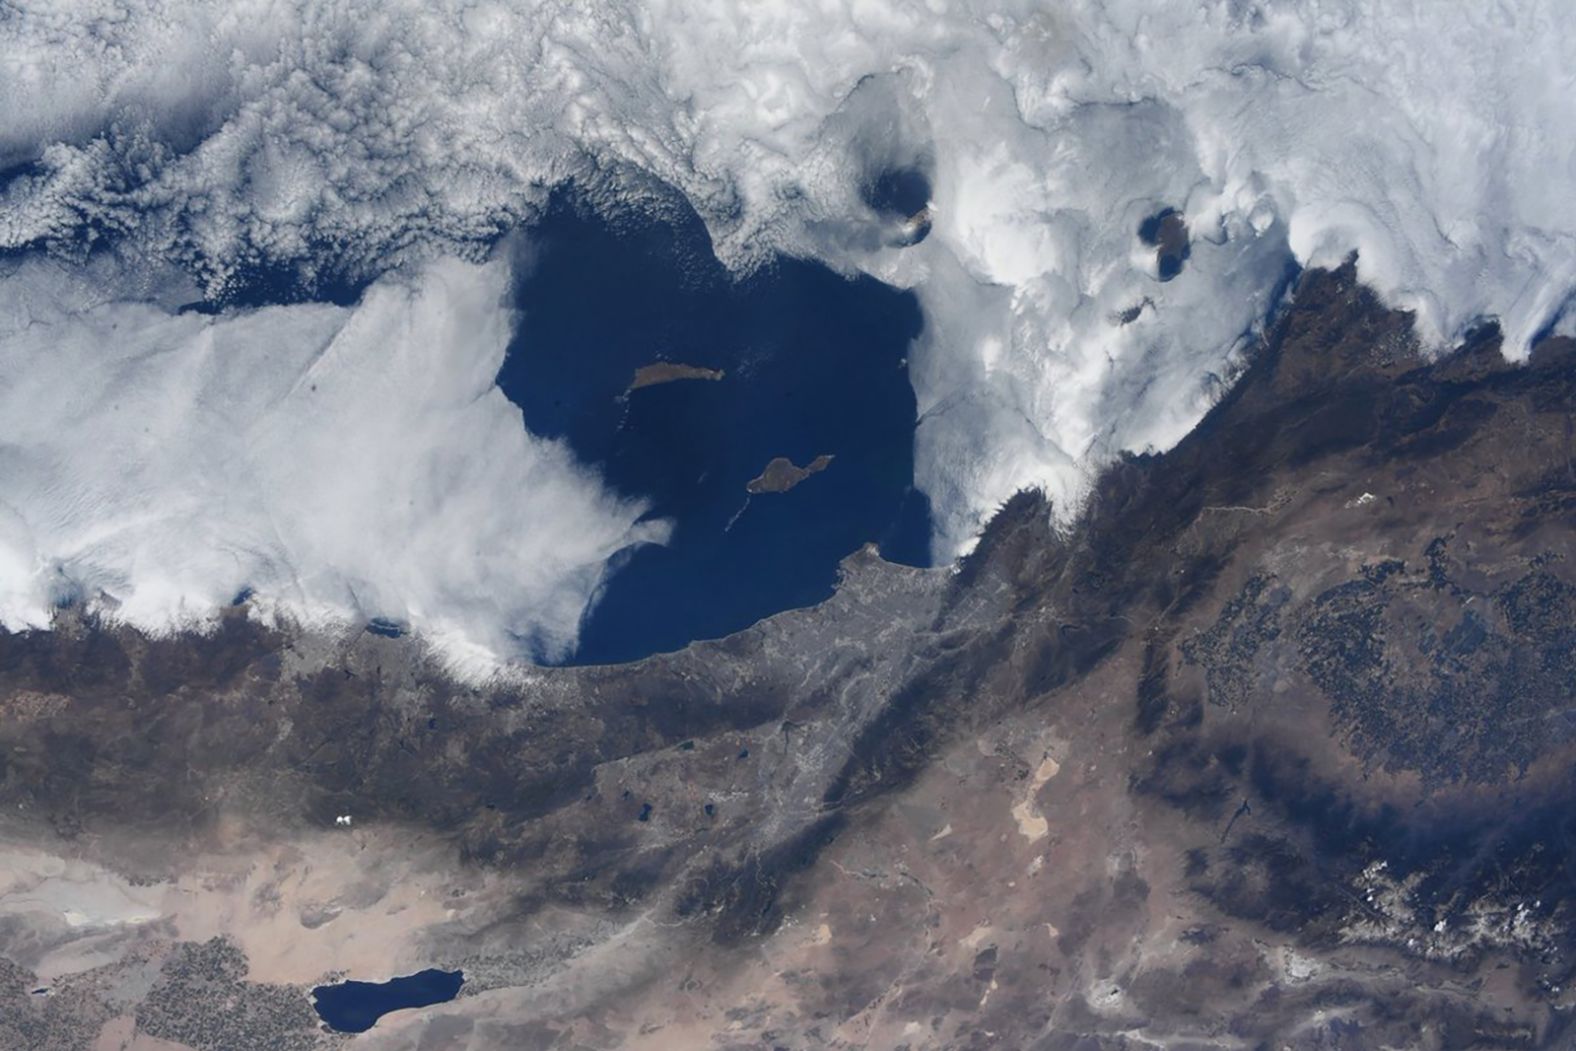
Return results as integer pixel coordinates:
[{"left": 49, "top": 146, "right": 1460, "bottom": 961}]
[
  {"left": 501, "top": 192, "right": 931, "bottom": 665},
  {"left": 311, "top": 969, "right": 465, "bottom": 1033}
]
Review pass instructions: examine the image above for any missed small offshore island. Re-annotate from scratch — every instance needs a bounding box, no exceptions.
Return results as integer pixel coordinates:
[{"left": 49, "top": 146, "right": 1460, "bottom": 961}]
[
  {"left": 746, "top": 453, "right": 834, "bottom": 494},
  {"left": 627, "top": 361, "right": 725, "bottom": 390}
]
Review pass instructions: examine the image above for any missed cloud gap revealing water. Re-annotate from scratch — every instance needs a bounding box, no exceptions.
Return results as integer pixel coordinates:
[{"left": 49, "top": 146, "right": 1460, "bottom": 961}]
[{"left": 499, "top": 193, "right": 931, "bottom": 665}]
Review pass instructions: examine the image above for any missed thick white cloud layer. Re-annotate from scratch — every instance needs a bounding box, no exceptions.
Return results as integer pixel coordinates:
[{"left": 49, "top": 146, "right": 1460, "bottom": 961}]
[
  {"left": 0, "top": 254, "right": 666, "bottom": 666},
  {"left": 1, "top": 0, "right": 1573, "bottom": 657}
]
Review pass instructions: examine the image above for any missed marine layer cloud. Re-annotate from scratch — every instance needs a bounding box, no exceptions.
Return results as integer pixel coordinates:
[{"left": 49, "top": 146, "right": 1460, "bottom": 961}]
[{"left": 1, "top": 0, "right": 1572, "bottom": 666}]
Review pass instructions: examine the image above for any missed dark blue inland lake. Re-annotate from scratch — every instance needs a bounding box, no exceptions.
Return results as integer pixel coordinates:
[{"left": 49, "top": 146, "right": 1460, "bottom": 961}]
[
  {"left": 311, "top": 969, "right": 465, "bottom": 1033},
  {"left": 501, "top": 194, "right": 932, "bottom": 665}
]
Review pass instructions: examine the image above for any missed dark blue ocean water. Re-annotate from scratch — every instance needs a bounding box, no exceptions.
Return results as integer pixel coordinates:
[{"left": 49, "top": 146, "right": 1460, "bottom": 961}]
[
  {"left": 311, "top": 969, "right": 464, "bottom": 1033},
  {"left": 500, "top": 194, "right": 930, "bottom": 665}
]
